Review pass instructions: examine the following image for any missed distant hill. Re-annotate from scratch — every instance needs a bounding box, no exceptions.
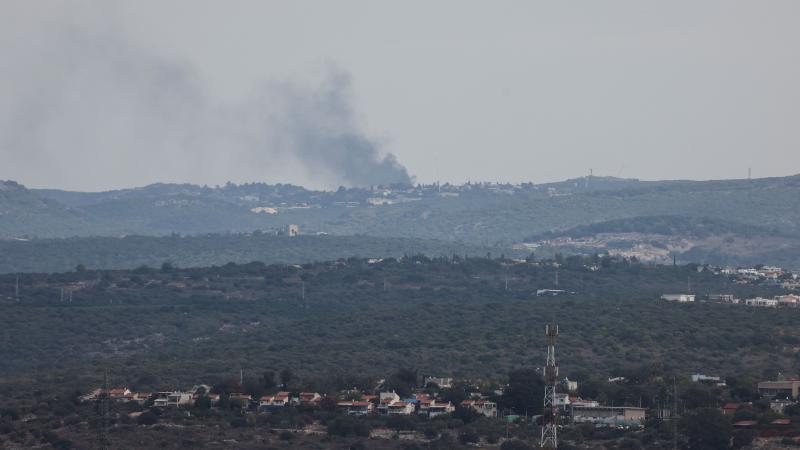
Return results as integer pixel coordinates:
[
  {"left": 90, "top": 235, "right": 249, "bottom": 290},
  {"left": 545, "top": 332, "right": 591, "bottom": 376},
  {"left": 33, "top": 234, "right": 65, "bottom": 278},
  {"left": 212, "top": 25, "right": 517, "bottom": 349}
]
[
  {"left": 1, "top": 174, "right": 798, "bottom": 248},
  {"left": 0, "top": 180, "right": 107, "bottom": 238},
  {"left": 527, "top": 215, "right": 776, "bottom": 241},
  {"left": 528, "top": 215, "right": 800, "bottom": 269}
]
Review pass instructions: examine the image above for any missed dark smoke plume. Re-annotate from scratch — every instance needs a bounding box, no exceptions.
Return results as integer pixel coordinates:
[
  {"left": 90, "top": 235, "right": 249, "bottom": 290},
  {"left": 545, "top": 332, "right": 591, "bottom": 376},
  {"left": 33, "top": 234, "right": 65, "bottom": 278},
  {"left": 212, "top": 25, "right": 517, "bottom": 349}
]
[{"left": 0, "top": 19, "right": 412, "bottom": 190}]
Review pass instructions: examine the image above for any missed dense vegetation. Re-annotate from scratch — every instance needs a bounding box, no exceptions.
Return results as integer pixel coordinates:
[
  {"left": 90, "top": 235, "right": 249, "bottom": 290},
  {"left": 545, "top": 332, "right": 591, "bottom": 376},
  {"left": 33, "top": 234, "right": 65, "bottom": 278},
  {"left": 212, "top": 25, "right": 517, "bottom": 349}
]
[
  {"left": 0, "top": 234, "right": 519, "bottom": 274},
  {"left": 1, "top": 255, "right": 799, "bottom": 449},
  {"left": 0, "top": 256, "right": 793, "bottom": 391}
]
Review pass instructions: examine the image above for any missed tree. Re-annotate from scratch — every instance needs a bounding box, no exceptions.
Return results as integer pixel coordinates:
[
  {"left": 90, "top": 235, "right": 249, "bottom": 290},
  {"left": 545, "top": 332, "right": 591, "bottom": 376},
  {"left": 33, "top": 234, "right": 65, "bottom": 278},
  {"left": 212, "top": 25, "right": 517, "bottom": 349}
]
[
  {"left": 262, "top": 371, "right": 276, "bottom": 390},
  {"left": 137, "top": 411, "right": 159, "bottom": 425},
  {"left": 500, "top": 440, "right": 534, "bottom": 450},
  {"left": 684, "top": 408, "right": 732, "bottom": 450},
  {"left": 501, "top": 368, "right": 543, "bottom": 415},
  {"left": 280, "top": 369, "right": 294, "bottom": 388}
]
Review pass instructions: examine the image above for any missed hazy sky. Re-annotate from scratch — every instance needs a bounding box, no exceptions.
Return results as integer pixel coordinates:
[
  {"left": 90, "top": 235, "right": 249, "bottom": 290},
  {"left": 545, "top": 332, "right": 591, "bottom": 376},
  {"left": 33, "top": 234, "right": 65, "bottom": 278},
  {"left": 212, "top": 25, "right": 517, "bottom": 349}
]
[{"left": 1, "top": 1, "right": 799, "bottom": 191}]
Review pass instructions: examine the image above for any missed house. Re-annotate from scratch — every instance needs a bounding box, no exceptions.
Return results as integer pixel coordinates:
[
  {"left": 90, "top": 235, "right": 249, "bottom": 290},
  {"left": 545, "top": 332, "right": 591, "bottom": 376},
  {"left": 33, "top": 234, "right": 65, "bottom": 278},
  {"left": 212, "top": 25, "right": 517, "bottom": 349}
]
[
  {"left": 229, "top": 393, "right": 252, "bottom": 408},
  {"left": 425, "top": 402, "right": 455, "bottom": 418},
  {"left": 758, "top": 380, "right": 800, "bottom": 399},
  {"left": 568, "top": 396, "right": 599, "bottom": 408},
  {"left": 660, "top": 294, "right": 695, "bottom": 302},
  {"left": 691, "top": 374, "right": 726, "bottom": 386},
  {"left": 572, "top": 406, "right": 646, "bottom": 427},
  {"left": 733, "top": 420, "right": 758, "bottom": 428},
  {"left": 259, "top": 391, "right": 291, "bottom": 412},
  {"left": 379, "top": 391, "right": 401, "bottom": 404},
  {"left": 190, "top": 384, "right": 212, "bottom": 395},
  {"left": 153, "top": 391, "right": 193, "bottom": 408},
  {"left": 555, "top": 393, "right": 571, "bottom": 409},
  {"left": 377, "top": 391, "right": 401, "bottom": 414},
  {"left": 424, "top": 377, "right": 453, "bottom": 389},
  {"left": 564, "top": 378, "right": 578, "bottom": 392},
  {"left": 416, "top": 395, "right": 454, "bottom": 417},
  {"left": 461, "top": 399, "right": 498, "bottom": 418},
  {"left": 721, "top": 403, "right": 742, "bottom": 415},
  {"left": 109, "top": 388, "right": 131, "bottom": 401},
  {"left": 708, "top": 294, "right": 736, "bottom": 303},
  {"left": 386, "top": 401, "right": 416, "bottom": 415},
  {"left": 770, "top": 399, "right": 795, "bottom": 414},
  {"left": 776, "top": 295, "right": 800, "bottom": 307},
  {"left": 298, "top": 392, "right": 322, "bottom": 405},
  {"left": 131, "top": 392, "right": 152, "bottom": 405},
  {"left": 80, "top": 388, "right": 102, "bottom": 402},
  {"left": 745, "top": 297, "right": 778, "bottom": 307},
  {"left": 337, "top": 401, "right": 374, "bottom": 415}
]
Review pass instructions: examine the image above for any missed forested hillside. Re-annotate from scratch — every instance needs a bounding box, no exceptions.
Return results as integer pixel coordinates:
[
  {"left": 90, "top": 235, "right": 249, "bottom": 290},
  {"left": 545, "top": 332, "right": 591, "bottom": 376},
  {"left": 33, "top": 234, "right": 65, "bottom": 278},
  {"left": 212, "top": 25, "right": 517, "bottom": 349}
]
[
  {"left": 0, "top": 234, "right": 518, "bottom": 274},
  {"left": 0, "top": 175, "right": 798, "bottom": 243},
  {"left": 0, "top": 256, "right": 793, "bottom": 395}
]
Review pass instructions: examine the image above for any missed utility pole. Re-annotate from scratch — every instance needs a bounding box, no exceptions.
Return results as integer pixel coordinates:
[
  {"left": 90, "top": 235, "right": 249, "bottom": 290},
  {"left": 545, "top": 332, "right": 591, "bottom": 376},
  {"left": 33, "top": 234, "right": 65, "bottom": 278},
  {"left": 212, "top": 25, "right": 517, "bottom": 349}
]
[
  {"left": 540, "top": 322, "right": 558, "bottom": 449},
  {"left": 673, "top": 376, "right": 678, "bottom": 450},
  {"left": 98, "top": 370, "right": 110, "bottom": 450}
]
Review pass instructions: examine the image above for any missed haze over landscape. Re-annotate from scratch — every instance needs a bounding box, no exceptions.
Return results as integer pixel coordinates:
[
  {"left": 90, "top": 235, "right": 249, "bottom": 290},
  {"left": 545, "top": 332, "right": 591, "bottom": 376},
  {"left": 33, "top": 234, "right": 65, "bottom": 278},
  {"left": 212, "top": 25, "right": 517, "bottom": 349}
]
[
  {"left": 2, "top": 1, "right": 799, "bottom": 190},
  {"left": 2, "top": 2, "right": 800, "bottom": 450}
]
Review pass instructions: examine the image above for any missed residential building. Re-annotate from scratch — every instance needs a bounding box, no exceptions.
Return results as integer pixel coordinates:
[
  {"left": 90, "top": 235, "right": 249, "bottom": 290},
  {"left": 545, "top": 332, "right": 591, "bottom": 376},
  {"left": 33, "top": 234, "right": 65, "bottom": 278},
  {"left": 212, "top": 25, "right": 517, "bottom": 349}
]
[
  {"left": 660, "top": 294, "right": 695, "bottom": 302},
  {"left": 691, "top": 374, "right": 726, "bottom": 386},
  {"left": 770, "top": 399, "right": 795, "bottom": 414},
  {"left": 108, "top": 388, "right": 131, "bottom": 401},
  {"left": 260, "top": 391, "right": 291, "bottom": 412},
  {"left": 337, "top": 401, "right": 374, "bottom": 415},
  {"left": 721, "top": 403, "right": 742, "bottom": 415},
  {"left": 298, "top": 392, "right": 322, "bottom": 405},
  {"left": 153, "top": 391, "right": 193, "bottom": 408},
  {"left": 425, "top": 402, "right": 455, "bottom": 418},
  {"left": 745, "top": 297, "right": 778, "bottom": 307},
  {"left": 776, "top": 295, "right": 800, "bottom": 307},
  {"left": 424, "top": 377, "right": 453, "bottom": 389},
  {"left": 572, "top": 406, "right": 646, "bottom": 427},
  {"left": 386, "top": 401, "right": 416, "bottom": 415},
  {"left": 708, "top": 294, "right": 736, "bottom": 303},
  {"left": 759, "top": 380, "right": 800, "bottom": 399},
  {"left": 564, "top": 378, "right": 578, "bottom": 392},
  {"left": 461, "top": 399, "right": 498, "bottom": 418},
  {"left": 569, "top": 397, "right": 599, "bottom": 408}
]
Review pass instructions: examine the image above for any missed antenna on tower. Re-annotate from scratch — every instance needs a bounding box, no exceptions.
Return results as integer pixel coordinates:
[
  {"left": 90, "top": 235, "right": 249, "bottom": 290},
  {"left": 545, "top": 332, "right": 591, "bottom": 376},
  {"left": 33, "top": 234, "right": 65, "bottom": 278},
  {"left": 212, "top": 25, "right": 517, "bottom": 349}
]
[{"left": 540, "top": 321, "right": 559, "bottom": 449}]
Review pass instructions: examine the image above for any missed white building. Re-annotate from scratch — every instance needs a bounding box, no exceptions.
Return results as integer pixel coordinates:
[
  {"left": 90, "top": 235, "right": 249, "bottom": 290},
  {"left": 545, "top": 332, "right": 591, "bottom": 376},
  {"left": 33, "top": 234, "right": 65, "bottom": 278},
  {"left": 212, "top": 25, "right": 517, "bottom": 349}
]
[
  {"left": 745, "top": 297, "right": 778, "bottom": 307},
  {"left": 661, "top": 294, "right": 695, "bottom": 302},
  {"left": 424, "top": 376, "right": 453, "bottom": 388}
]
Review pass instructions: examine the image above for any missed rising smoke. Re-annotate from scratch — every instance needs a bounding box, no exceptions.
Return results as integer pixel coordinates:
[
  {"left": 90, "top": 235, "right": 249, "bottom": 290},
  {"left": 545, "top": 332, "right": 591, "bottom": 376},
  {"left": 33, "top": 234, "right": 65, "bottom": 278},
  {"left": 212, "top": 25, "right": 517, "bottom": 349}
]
[{"left": 0, "top": 10, "right": 412, "bottom": 190}]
